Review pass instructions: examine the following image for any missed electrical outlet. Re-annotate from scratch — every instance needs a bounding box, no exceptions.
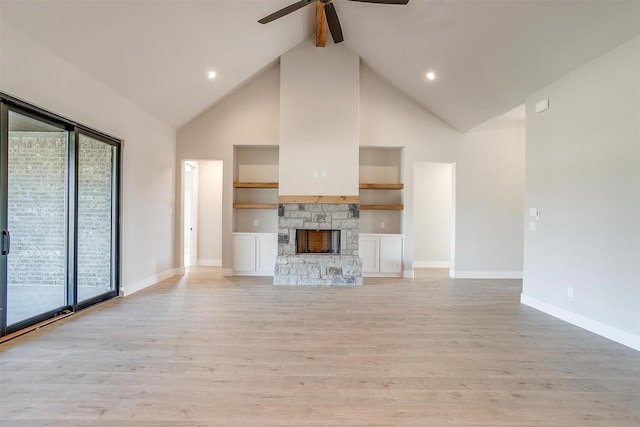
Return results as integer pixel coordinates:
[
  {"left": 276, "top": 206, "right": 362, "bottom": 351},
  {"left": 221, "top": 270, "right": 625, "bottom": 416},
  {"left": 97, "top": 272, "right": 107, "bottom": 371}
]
[
  {"left": 253, "top": 219, "right": 259, "bottom": 227},
  {"left": 529, "top": 221, "right": 536, "bottom": 231},
  {"left": 321, "top": 170, "right": 326, "bottom": 178},
  {"left": 567, "top": 287, "right": 574, "bottom": 298},
  {"left": 313, "top": 170, "right": 318, "bottom": 178},
  {"left": 380, "top": 221, "right": 385, "bottom": 229}
]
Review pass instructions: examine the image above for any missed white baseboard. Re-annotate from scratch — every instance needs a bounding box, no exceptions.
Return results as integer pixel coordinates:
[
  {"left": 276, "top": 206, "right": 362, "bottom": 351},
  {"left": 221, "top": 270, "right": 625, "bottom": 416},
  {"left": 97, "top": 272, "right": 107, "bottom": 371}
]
[
  {"left": 122, "top": 268, "right": 181, "bottom": 297},
  {"left": 414, "top": 261, "right": 450, "bottom": 268},
  {"left": 363, "top": 272, "right": 402, "bottom": 278},
  {"left": 221, "top": 268, "right": 233, "bottom": 277},
  {"left": 403, "top": 270, "right": 415, "bottom": 279},
  {"left": 449, "top": 270, "right": 523, "bottom": 279},
  {"left": 520, "top": 294, "right": 640, "bottom": 352},
  {"left": 197, "top": 258, "right": 222, "bottom": 267}
]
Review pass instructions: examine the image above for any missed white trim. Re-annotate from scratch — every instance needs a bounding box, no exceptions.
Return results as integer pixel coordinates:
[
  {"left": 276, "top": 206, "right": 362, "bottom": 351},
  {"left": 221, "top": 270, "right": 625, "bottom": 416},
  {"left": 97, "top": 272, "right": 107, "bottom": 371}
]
[
  {"left": 122, "top": 268, "right": 181, "bottom": 296},
  {"left": 414, "top": 261, "right": 450, "bottom": 268},
  {"left": 197, "top": 258, "right": 222, "bottom": 267},
  {"left": 363, "top": 272, "right": 403, "bottom": 278},
  {"left": 449, "top": 270, "right": 523, "bottom": 279},
  {"left": 221, "top": 268, "right": 233, "bottom": 277},
  {"left": 233, "top": 273, "right": 275, "bottom": 277},
  {"left": 403, "top": 270, "right": 415, "bottom": 279},
  {"left": 520, "top": 294, "right": 640, "bottom": 352}
]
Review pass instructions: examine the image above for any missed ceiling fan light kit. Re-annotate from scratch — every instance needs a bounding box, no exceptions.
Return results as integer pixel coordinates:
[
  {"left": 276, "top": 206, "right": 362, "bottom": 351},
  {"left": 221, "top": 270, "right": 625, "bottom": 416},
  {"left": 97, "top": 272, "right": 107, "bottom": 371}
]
[{"left": 259, "top": 0, "right": 409, "bottom": 47}]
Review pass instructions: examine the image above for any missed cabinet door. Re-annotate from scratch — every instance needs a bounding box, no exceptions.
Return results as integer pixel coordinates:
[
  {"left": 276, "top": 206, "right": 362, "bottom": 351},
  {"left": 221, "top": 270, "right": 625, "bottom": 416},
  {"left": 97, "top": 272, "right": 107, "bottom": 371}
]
[
  {"left": 359, "top": 236, "right": 380, "bottom": 273},
  {"left": 256, "top": 234, "right": 277, "bottom": 275},
  {"left": 380, "top": 236, "right": 403, "bottom": 273},
  {"left": 233, "top": 234, "right": 256, "bottom": 273}
]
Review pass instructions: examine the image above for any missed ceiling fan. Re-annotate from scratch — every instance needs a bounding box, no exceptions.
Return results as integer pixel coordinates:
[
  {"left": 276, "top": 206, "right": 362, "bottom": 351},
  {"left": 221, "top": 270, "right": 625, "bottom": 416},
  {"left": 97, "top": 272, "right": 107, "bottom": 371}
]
[{"left": 258, "top": 0, "right": 409, "bottom": 47}]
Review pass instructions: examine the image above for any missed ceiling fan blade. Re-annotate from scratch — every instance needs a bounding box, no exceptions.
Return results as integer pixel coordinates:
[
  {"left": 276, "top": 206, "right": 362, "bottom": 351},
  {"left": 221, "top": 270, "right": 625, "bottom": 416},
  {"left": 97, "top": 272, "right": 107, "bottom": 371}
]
[
  {"left": 347, "top": 0, "right": 409, "bottom": 4},
  {"left": 324, "top": 2, "right": 344, "bottom": 43},
  {"left": 258, "top": 0, "right": 315, "bottom": 24}
]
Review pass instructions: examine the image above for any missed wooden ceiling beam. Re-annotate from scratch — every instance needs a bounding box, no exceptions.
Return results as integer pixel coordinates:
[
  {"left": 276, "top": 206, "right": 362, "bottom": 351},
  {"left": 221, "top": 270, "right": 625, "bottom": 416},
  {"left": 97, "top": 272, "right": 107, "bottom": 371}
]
[{"left": 316, "top": 1, "right": 326, "bottom": 47}]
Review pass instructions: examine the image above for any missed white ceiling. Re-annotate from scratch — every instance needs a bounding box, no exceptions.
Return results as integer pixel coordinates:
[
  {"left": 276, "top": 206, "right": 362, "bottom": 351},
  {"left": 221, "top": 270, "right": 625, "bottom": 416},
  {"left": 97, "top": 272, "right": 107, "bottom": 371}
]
[{"left": 1, "top": 0, "right": 639, "bottom": 132}]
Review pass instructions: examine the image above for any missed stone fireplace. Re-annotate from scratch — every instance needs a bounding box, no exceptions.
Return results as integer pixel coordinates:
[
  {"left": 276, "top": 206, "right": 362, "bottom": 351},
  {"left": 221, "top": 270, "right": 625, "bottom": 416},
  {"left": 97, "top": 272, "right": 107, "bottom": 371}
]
[{"left": 274, "top": 201, "right": 363, "bottom": 285}]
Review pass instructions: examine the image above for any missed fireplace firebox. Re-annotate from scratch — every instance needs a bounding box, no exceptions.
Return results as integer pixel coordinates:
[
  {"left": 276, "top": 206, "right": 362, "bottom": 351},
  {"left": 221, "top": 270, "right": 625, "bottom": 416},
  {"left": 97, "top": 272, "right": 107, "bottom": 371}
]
[{"left": 296, "top": 229, "right": 341, "bottom": 254}]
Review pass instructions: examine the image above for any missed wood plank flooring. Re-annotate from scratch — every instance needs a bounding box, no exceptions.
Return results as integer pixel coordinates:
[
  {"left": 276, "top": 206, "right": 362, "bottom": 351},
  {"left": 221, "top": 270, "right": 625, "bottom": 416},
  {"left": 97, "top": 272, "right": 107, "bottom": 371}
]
[{"left": 1, "top": 268, "right": 639, "bottom": 426}]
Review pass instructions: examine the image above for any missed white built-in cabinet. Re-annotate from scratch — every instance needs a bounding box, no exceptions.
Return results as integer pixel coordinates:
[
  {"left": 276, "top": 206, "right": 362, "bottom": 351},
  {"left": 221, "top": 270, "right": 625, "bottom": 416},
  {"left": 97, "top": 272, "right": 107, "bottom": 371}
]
[
  {"left": 233, "top": 147, "right": 278, "bottom": 276},
  {"left": 358, "top": 147, "right": 404, "bottom": 277},
  {"left": 232, "top": 233, "right": 277, "bottom": 276},
  {"left": 359, "top": 234, "right": 403, "bottom": 277}
]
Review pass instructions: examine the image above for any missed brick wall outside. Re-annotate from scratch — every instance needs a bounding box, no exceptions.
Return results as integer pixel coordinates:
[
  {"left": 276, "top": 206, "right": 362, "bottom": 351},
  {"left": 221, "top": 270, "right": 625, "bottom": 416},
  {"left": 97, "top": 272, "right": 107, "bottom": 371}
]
[
  {"left": 7, "top": 133, "right": 67, "bottom": 286},
  {"left": 7, "top": 133, "right": 113, "bottom": 291},
  {"left": 77, "top": 135, "right": 113, "bottom": 289}
]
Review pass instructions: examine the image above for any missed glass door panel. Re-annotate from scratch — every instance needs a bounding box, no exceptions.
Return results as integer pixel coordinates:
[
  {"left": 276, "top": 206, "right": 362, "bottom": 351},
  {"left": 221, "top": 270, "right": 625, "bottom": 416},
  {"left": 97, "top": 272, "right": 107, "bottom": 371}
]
[
  {"left": 6, "top": 111, "right": 69, "bottom": 326},
  {"left": 77, "top": 133, "right": 116, "bottom": 303}
]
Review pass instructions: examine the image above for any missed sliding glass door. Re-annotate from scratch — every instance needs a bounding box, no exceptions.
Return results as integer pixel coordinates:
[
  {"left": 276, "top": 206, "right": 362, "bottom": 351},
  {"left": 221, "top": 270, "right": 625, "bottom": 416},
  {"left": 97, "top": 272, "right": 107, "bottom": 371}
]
[
  {"left": 1, "top": 96, "right": 120, "bottom": 337},
  {"left": 76, "top": 133, "right": 117, "bottom": 305},
  {"left": 4, "top": 110, "right": 70, "bottom": 327}
]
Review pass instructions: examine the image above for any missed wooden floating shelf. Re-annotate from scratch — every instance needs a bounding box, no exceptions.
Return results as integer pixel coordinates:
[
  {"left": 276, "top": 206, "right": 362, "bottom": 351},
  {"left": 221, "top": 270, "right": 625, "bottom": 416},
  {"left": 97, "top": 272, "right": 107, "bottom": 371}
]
[
  {"left": 278, "top": 195, "right": 360, "bottom": 204},
  {"left": 233, "top": 182, "right": 279, "bottom": 188},
  {"left": 233, "top": 203, "right": 278, "bottom": 209},
  {"left": 359, "top": 183, "right": 404, "bottom": 190},
  {"left": 360, "top": 204, "right": 404, "bottom": 211}
]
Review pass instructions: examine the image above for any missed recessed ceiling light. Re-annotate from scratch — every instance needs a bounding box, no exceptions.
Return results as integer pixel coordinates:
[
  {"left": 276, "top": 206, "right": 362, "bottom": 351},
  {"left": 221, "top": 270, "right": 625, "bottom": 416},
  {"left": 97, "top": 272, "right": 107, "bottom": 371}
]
[
  {"left": 207, "top": 71, "right": 217, "bottom": 80},
  {"left": 425, "top": 72, "right": 436, "bottom": 81}
]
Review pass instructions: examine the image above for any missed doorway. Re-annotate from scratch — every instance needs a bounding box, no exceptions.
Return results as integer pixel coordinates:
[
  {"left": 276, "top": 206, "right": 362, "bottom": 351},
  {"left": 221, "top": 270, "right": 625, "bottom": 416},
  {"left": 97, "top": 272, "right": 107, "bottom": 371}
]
[
  {"left": 183, "top": 162, "right": 197, "bottom": 267},
  {"left": 413, "top": 162, "right": 454, "bottom": 269},
  {"left": 182, "top": 160, "right": 223, "bottom": 268}
]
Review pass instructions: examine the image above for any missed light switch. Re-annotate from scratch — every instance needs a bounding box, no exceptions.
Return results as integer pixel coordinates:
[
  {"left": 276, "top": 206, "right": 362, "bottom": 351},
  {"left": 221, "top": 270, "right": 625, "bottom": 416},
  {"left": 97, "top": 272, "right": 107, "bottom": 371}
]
[
  {"left": 321, "top": 170, "right": 326, "bottom": 178},
  {"left": 313, "top": 170, "right": 318, "bottom": 178}
]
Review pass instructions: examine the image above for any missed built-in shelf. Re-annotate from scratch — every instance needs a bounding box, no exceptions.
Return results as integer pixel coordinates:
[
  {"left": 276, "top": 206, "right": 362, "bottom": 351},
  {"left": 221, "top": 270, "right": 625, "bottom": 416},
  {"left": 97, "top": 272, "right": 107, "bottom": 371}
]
[
  {"left": 233, "top": 182, "right": 279, "bottom": 188},
  {"left": 360, "top": 204, "right": 404, "bottom": 211},
  {"left": 233, "top": 203, "right": 278, "bottom": 209},
  {"left": 359, "top": 183, "right": 404, "bottom": 190}
]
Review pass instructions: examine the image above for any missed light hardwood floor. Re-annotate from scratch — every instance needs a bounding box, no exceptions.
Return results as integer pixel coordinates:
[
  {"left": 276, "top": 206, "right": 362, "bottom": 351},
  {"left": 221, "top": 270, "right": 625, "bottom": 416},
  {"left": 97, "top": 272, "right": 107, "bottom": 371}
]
[{"left": 1, "top": 268, "right": 639, "bottom": 426}]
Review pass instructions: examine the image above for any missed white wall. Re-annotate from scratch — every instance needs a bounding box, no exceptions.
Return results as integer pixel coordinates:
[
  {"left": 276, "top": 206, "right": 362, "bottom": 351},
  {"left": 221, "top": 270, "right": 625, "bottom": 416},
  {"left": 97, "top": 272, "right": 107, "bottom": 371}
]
[
  {"left": 279, "top": 40, "right": 359, "bottom": 196},
  {"left": 413, "top": 162, "right": 453, "bottom": 268},
  {"left": 177, "top": 61, "right": 281, "bottom": 273},
  {"left": 0, "top": 23, "right": 177, "bottom": 295},
  {"left": 522, "top": 36, "right": 640, "bottom": 350},
  {"left": 197, "top": 160, "right": 223, "bottom": 266},
  {"left": 360, "top": 63, "right": 525, "bottom": 278}
]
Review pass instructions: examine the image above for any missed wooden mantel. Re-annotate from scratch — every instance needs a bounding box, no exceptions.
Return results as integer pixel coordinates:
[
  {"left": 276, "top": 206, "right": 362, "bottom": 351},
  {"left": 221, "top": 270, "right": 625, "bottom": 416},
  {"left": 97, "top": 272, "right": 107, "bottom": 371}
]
[{"left": 278, "top": 195, "right": 360, "bottom": 204}]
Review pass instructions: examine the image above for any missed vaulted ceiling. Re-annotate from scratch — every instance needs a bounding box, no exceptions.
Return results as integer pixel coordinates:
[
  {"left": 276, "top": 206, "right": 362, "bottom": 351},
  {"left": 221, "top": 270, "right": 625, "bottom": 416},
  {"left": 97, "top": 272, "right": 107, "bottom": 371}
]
[{"left": 1, "top": 0, "right": 639, "bottom": 132}]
